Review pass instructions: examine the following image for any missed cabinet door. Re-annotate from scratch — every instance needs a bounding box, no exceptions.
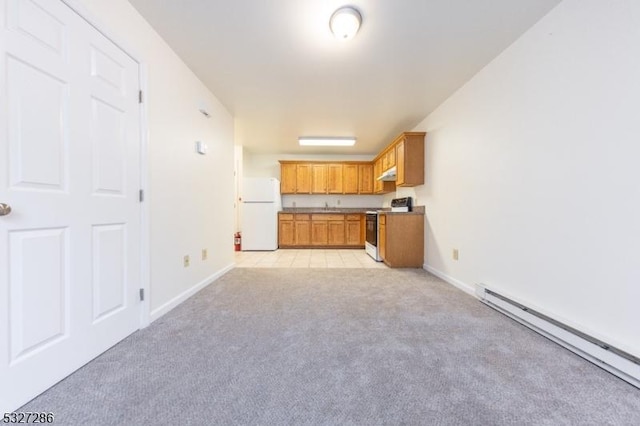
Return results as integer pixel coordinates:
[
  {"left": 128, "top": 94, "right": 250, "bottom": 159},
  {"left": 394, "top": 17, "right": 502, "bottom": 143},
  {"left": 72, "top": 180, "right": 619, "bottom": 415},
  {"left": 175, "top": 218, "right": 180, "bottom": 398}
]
[
  {"left": 379, "top": 217, "right": 387, "bottom": 260},
  {"left": 373, "top": 159, "right": 382, "bottom": 193},
  {"left": 311, "top": 221, "right": 328, "bottom": 245},
  {"left": 387, "top": 148, "right": 396, "bottom": 169},
  {"left": 343, "top": 164, "right": 359, "bottom": 194},
  {"left": 279, "top": 220, "right": 294, "bottom": 246},
  {"left": 311, "top": 164, "right": 327, "bottom": 194},
  {"left": 295, "top": 220, "right": 311, "bottom": 245},
  {"left": 280, "top": 163, "right": 297, "bottom": 194},
  {"left": 296, "top": 164, "right": 312, "bottom": 193},
  {"left": 358, "top": 164, "right": 373, "bottom": 194},
  {"left": 327, "top": 164, "right": 343, "bottom": 194},
  {"left": 328, "top": 221, "right": 345, "bottom": 245},
  {"left": 345, "top": 220, "right": 361, "bottom": 245},
  {"left": 396, "top": 141, "right": 405, "bottom": 186}
]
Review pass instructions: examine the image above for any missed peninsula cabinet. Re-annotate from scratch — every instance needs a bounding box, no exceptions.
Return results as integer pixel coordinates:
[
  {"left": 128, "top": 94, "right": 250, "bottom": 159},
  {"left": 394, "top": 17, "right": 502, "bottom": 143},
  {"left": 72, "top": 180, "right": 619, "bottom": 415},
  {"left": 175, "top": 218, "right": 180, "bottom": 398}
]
[{"left": 378, "top": 213, "right": 424, "bottom": 268}]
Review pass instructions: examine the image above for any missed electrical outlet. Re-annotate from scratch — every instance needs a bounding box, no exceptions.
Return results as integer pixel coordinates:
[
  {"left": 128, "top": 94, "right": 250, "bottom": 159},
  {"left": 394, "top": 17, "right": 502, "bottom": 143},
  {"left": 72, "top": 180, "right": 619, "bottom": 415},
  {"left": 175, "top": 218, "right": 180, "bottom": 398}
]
[
  {"left": 452, "top": 249, "right": 459, "bottom": 261},
  {"left": 183, "top": 255, "right": 190, "bottom": 267},
  {"left": 202, "top": 248, "right": 208, "bottom": 260}
]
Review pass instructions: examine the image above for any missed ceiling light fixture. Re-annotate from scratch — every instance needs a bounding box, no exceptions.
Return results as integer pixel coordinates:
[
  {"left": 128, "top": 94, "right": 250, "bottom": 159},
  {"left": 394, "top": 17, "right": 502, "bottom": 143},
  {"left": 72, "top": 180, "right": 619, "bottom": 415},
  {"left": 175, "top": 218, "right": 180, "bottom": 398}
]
[
  {"left": 298, "top": 137, "right": 356, "bottom": 147},
  {"left": 329, "top": 6, "right": 362, "bottom": 40}
]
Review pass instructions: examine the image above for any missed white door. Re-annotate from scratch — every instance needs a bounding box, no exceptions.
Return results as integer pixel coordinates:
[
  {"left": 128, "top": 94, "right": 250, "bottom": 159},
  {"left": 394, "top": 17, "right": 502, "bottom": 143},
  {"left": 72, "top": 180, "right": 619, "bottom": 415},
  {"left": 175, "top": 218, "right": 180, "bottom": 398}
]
[{"left": 0, "top": 0, "right": 142, "bottom": 411}]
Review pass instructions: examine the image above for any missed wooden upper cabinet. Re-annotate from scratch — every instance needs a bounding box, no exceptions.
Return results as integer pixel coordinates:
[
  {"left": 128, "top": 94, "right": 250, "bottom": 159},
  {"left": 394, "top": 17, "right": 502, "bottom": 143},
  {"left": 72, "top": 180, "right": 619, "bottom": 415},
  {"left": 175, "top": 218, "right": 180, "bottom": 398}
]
[
  {"left": 296, "top": 164, "right": 312, "bottom": 193},
  {"left": 387, "top": 148, "right": 396, "bottom": 169},
  {"left": 395, "top": 132, "right": 425, "bottom": 187},
  {"left": 357, "top": 164, "right": 373, "bottom": 194},
  {"left": 396, "top": 140, "right": 406, "bottom": 186},
  {"left": 374, "top": 158, "right": 395, "bottom": 194},
  {"left": 327, "top": 164, "right": 344, "bottom": 194},
  {"left": 343, "top": 164, "right": 359, "bottom": 194},
  {"left": 280, "top": 163, "right": 297, "bottom": 194},
  {"left": 311, "top": 164, "right": 327, "bottom": 193},
  {"left": 279, "top": 160, "right": 384, "bottom": 195}
]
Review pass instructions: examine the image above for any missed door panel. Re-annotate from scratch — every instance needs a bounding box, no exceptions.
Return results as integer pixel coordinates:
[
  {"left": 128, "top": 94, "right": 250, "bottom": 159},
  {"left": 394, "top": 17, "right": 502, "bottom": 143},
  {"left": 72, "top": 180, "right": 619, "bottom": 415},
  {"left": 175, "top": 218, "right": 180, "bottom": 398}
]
[
  {"left": 91, "top": 97, "right": 126, "bottom": 195},
  {"left": 9, "top": 228, "right": 68, "bottom": 362},
  {"left": 0, "top": 0, "right": 141, "bottom": 411},
  {"left": 7, "top": 56, "right": 68, "bottom": 190},
  {"left": 92, "top": 224, "right": 127, "bottom": 322}
]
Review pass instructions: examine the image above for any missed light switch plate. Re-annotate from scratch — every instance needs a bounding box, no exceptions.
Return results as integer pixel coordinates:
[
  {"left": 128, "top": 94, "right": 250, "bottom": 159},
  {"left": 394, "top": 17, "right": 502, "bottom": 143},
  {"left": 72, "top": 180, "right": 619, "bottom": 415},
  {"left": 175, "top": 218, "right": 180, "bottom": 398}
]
[{"left": 195, "top": 141, "right": 207, "bottom": 155}]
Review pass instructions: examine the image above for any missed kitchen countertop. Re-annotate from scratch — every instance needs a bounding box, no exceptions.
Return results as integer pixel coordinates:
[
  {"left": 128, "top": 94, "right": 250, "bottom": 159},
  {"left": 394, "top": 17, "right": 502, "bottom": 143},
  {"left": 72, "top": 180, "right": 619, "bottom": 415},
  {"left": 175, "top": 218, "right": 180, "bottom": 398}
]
[
  {"left": 280, "top": 207, "right": 376, "bottom": 214},
  {"left": 280, "top": 206, "right": 425, "bottom": 215}
]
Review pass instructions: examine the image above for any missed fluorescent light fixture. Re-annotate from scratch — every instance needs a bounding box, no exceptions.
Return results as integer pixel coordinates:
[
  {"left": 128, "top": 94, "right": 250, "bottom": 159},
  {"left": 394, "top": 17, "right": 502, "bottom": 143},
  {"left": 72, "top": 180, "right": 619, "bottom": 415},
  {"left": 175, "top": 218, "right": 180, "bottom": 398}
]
[
  {"left": 330, "top": 6, "right": 362, "bottom": 40},
  {"left": 298, "top": 137, "right": 356, "bottom": 147}
]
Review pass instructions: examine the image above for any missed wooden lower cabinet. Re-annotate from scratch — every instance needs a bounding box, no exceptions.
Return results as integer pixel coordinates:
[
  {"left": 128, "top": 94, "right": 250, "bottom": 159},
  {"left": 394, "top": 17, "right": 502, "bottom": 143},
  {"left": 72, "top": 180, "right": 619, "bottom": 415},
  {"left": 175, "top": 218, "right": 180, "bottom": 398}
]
[
  {"left": 294, "top": 215, "right": 311, "bottom": 245},
  {"left": 279, "top": 213, "right": 364, "bottom": 248},
  {"left": 378, "top": 213, "right": 424, "bottom": 268},
  {"left": 311, "top": 221, "right": 328, "bottom": 245},
  {"left": 328, "top": 220, "right": 345, "bottom": 245},
  {"left": 345, "top": 214, "right": 363, "bottom": 245},
  {"left": 278, "top": 216, "right": 295, "bottom": 246}
]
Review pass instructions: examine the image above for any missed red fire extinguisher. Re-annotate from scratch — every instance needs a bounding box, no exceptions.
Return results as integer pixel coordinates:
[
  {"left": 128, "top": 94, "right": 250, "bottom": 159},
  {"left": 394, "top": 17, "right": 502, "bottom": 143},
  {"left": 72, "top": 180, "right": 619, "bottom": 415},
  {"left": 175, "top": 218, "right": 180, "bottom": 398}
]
[{"left": 234, "top": 232, "right": 242, "bottom": 251}]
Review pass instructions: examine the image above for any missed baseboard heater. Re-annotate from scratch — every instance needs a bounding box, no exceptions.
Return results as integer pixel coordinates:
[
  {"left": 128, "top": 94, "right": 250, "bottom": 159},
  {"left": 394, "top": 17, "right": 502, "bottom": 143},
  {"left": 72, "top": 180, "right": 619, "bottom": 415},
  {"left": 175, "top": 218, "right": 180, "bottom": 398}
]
[{"left": 476, "top": 284, "right": 640, "bottom": 389}]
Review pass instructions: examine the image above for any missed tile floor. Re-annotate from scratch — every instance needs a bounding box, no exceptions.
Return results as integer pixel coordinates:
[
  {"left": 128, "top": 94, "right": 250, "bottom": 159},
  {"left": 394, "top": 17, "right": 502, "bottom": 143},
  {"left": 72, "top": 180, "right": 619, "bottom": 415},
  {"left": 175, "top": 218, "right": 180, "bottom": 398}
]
[{"left": 235, "top": 249, "right": 388, "bottom": 268}]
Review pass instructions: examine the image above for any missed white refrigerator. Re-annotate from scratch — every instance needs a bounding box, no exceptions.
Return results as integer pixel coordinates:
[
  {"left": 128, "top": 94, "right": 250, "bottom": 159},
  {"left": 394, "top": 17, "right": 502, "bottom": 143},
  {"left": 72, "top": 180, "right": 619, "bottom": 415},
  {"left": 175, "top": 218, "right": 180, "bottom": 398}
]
[{"left": 241, "top": 178, "right": 282, "bottom": 251}]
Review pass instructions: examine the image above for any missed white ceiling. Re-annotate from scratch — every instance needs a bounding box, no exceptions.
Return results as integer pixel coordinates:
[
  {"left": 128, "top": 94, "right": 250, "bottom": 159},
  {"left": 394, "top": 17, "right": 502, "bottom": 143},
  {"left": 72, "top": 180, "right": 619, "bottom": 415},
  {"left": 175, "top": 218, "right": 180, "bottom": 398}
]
[{"left": 128, "top": 0, "right": 561, "bottom": 155}]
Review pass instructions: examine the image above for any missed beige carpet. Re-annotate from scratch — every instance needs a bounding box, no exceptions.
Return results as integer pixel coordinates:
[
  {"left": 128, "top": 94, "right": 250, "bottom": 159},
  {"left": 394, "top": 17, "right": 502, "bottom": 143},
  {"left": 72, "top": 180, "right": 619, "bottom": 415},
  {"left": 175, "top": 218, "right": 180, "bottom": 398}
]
[{"left": 21, "top": 268, "right": 640, "bottom": 425}]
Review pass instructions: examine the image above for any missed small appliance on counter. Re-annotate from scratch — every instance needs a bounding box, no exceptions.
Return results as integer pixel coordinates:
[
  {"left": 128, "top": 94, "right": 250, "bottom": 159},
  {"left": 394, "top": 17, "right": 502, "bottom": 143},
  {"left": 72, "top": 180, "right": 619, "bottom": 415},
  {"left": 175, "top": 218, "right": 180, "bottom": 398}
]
[{"left": 391, "top": 196, "right": 412, "bottom": 212}]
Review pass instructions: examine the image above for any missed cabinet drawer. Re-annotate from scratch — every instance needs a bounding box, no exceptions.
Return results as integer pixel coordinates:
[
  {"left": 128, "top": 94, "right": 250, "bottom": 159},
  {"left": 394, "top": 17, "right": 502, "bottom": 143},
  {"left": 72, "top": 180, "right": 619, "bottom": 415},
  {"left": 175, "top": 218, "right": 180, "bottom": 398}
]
[
  {"left": 346, "top": 214, "right": 361, "bottom": 221},
  {"left": 311, "top": 214, "right": 344, "bottom": 221},
  {"left": 295, "top": 214, "right": 310, "bottom": 220},
  {"left": 279, "top": 213, "right": 294, "bottom": 221}
]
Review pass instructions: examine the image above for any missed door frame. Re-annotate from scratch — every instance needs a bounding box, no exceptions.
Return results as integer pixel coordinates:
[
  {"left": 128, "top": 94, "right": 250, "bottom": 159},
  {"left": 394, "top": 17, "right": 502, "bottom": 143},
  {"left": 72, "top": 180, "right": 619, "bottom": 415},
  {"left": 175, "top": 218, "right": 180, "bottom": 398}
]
[{"left": 61, "top": 0, "right": 151, "bottom": 327}]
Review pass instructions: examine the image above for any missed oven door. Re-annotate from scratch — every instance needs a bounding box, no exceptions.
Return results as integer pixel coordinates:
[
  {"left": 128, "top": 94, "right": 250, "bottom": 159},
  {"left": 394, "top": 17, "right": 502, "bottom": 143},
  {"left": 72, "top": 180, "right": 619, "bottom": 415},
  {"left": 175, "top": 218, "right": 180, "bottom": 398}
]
[{"left": 365, "top": 213, "right": 378, "bottom": 246}]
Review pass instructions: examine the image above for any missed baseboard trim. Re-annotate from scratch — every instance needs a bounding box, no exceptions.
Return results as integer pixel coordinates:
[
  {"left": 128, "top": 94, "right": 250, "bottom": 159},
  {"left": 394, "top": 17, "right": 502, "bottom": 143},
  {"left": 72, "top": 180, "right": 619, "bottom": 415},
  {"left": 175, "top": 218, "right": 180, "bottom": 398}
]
[
  {"left": 423, "top": 264, "right": 475, "bottom": 296},
  {"left": 150, "top": 263, "right": 235, "bottom": 323}
]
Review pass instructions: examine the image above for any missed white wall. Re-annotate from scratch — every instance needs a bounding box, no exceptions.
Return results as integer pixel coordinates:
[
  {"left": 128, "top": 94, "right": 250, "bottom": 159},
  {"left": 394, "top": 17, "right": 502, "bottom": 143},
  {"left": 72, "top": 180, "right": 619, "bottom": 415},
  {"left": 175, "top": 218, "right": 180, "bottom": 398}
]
[
  {"left": 73, "top": 0, "right": 235, "bottom": 319},
  {"left": 244, "top": 152, "right": 384, "bottom": 208},
  {"left": 414, "top": 0, "right": 640, "bottom": 356},
  {"left": 244, "top": 152, "right": 375, "bottom": 178}
]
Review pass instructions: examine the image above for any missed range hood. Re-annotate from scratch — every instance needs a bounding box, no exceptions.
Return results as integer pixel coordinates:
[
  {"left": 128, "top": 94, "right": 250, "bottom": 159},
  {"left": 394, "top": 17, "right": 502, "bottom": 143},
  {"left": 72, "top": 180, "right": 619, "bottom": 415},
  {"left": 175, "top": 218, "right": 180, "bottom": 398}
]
[{"left": 377, "top": 166, "right": 397, "bottom": 181}]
